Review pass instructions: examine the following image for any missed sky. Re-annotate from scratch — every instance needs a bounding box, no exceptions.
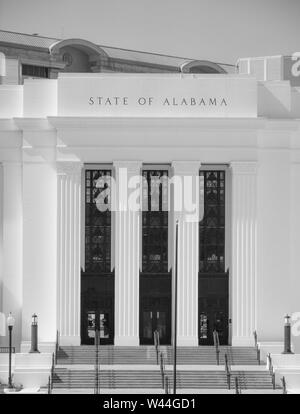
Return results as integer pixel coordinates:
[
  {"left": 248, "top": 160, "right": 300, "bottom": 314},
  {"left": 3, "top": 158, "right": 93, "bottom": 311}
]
[{"left": 0, "top": 0, "right": 299, "bottom": 64}]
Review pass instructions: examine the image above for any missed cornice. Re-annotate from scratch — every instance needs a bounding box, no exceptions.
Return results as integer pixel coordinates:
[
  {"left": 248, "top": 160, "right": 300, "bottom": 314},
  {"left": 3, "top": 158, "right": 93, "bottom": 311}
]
[
  {"left": 13, "top": 118, "right": 55, "bottom": 131},
  {"left": 47, "top": 116, "right": 269, "bottom": 130},
  {"left": 1, "top": 116, "right": 299, "bottom": 133},
  {"left": 0, "top": 118, "right": 20, "bottom": 132}
]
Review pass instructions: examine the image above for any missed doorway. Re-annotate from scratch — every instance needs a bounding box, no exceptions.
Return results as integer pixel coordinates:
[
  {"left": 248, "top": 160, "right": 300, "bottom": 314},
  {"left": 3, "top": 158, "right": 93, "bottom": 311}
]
[
  {"left": 81, "top": 274, "right": 114, "bottom": 345},
  {"left": 83, "top": 309, "right": 113, "bottom": 345},
  {"left": 199, "top": 295, "right": 228, "bottom": 345},
  {"left": 140, "top": 297, "right": 171, "bottom": 345}
]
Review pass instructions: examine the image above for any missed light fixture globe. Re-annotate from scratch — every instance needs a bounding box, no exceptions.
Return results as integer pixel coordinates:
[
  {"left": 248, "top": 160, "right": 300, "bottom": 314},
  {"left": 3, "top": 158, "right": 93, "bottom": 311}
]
[{"left": 7, "top": 312, "right": 15, "bottom": 328}]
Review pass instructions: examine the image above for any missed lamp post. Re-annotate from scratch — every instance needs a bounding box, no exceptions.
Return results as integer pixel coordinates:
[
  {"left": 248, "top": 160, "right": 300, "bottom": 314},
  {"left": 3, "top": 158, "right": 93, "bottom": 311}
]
[
  {"left": 30, "top": 313, "right": 40, "bottom": 353},
  {"left": 7, "top": 312, "right": 15, "bottom": 389},
  {"left": 282, "top": 314, "right": 294, "bottom": 354}
]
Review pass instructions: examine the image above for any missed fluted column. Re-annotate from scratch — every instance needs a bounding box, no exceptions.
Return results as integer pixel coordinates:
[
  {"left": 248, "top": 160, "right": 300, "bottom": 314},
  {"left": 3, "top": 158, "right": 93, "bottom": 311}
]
[
  {"left": 114, "top": 161, "right": 142, "bottom": 346},
  {"left": 231, "top": 161, "right": 258, "bottom": 346},
  {"left": 1, "top": 162, "right": 22, "bottom": 348},
  {"left": 57, "top": 162, "right": 82, "bottom": 345},
  {"left": 172, "top": 161, "right": 201, "bottom": 346}
]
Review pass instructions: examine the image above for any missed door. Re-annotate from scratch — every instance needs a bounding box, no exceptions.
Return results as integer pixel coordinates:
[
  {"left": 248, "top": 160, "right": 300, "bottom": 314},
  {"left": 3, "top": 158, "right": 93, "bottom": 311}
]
[
  {"left": 83, "top": 309, "right": 112, "bottom": 345},
  {"left": 199, "top": 296, "right": 228, "bottom": 345},
  {"left": 140, "top": 298, "right": 171, "bottom": 345},
  {"left": 142, "top": 309, "right": 168, "bottom": 344}
]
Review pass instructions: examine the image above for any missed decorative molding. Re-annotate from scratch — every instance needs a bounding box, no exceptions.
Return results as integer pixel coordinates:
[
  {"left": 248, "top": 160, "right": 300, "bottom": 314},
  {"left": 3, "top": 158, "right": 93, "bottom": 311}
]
[
  {"left": 13, "top": 118, "right": 55, "bottom": 131},
  {"left": 172, "top": 160, "right": 201, "bottom": 175},
  {"left": 47, "top": 116, "right": 268, "bottom": 130},
  {"left": 230, "top": 161, "right": 258, "bottom": 174},
  {"left": 56, "top": 161, "right": 83, "bottom": 176},
  {"left": 113, "top": 160, "right": 142, "bottom": 174},
  {"left": 0, "top": 119, "right": 20, "bottom": 132}
]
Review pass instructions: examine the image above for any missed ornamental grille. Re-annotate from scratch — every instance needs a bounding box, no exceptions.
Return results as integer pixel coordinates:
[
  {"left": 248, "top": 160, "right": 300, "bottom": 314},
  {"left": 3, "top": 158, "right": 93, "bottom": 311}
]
[
  {"left": 199, "top": 170, "right": 225, "bottom": 273},
  {"left": 85, "top": 169, "right": 111, "bottom": 273},
  {"left": 22, "top": 64, "right": 49, "bottom": 78},
  {"left": 142, "top": 170, "right": 168, "bottom": 273}
]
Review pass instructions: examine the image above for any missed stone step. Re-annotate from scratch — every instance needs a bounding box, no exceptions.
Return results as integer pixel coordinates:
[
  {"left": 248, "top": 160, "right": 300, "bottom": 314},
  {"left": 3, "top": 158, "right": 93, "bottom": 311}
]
[
  {"left": 51, "top": 388, "right": 283, "bottom": 394},
  {"left": 57, "top": 345, "right": 261, "bottom": 365},
  {"left": 52, "top": 369, "right": 277, "bottom": 390}
]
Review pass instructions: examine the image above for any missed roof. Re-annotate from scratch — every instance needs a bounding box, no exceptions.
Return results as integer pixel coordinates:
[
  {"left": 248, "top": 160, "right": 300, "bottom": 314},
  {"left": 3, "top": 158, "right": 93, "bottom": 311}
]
[
  {"left": 0, "top": 29, "right": 58, "bottom": 49},
  {"left": 0, "top": 29, "right": 234, "bottom": 70}
]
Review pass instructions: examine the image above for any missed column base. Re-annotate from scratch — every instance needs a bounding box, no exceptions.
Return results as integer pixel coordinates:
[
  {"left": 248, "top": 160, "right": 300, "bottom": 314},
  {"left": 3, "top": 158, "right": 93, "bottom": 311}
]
[
  {"left": 232, "top": 336, "right": 255, "bottom": 347},
  {"left": 177, "top": 336, "right": 199, "bottom": 347},
  {"left": 59, "top": 335, "right": 81, "bottom": 346},
  {"left": 114, "top": 336, "right": 140, "bottom": 346}
]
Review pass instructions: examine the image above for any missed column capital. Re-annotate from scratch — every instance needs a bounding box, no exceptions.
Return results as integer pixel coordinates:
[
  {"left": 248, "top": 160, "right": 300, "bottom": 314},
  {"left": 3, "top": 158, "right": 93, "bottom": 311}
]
[
  {"left": 113, "top": 160, "right": 142, "bottom": 175},
  {"left": 56, "top": 161, "right": 83, "bottom": 176},
  {"left": 230, "top": 161, "right": 258, "bottom": 175},
  {"left": 172, "top": 161, "right": 201, "bottom": 175}
]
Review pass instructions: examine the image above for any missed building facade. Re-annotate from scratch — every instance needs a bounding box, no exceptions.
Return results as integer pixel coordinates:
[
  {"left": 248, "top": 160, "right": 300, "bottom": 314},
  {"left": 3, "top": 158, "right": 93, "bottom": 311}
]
[{"left": 0, "top": 32, "right": 300, "bottom": 353}]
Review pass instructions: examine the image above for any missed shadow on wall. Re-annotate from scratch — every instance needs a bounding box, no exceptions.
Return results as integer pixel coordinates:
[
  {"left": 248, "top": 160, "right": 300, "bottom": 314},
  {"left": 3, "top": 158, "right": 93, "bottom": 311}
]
[{"left": 258, "top": 82, "right": 292, "bottom": 118}]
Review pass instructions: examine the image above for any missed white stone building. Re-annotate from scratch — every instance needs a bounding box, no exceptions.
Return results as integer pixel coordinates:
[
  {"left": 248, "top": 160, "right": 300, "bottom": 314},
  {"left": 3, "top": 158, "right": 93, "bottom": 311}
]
[{"left": 0, "top": 32, "right": 300, "bottom": 392}]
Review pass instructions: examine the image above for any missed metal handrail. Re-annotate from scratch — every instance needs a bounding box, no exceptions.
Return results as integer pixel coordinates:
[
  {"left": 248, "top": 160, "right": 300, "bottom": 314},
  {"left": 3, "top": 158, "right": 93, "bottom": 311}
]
[
  {"left": 94, "top": 329, "right": 100, "bottom": 394},
  {"left": 267, "top": 353, "right": 272, "bottom": 373},
  {"left": 281, "top": 376, "right": 287, "bottom": 394},
  {"left": 253, "top": 331, "right": 261, "bottom": 365},
  {"left": 213, "top": 330, "right": 220, "bottom": 365},
  {"left": 48, "top": 352, "right": 55, "bottom": 394},
  {"left": 267, "top": 353, "right": 276, "bottom": 390},
  {"left": 235, "top": 376, "right": 241, "bottom": 394},
  {"left": 224, "top": 353, "right": 231, "bottom": 389},
  {"left": 0, "top": 347, "right": 16, "bottom": 353},
  {"left": 55, "top": 330, "right": 59, "bottom": 364},
  {"left": 159, "top": 351, "right": 166, "bottom": 389},
  {"left": 47, "top": 375, "right": 51, "bottom": 394},
  {"left": 164, "top": 375, "right": 169, "bottom": 394},
  {"left": 154, "top": 330, "right": 160, "bottom": 365}
]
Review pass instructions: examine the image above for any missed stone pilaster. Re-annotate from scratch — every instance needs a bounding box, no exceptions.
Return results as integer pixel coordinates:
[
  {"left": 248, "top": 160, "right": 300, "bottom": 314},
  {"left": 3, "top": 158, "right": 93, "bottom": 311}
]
[
  {"left": 113, "top": 161, "right": 142, "bottom": 346},
  {"left": 172, "top": 161, "right": 201, "bottom": 346},
  {"left": 231, "top": 161, "right": 258, "bottom": 346},
  {"left": 57, "top": 162, "right": 82, "bottom": 345}
]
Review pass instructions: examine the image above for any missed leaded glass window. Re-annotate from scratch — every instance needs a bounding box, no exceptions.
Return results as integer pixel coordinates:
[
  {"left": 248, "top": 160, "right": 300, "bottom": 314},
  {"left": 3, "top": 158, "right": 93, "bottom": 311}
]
[
  {"left": 199, "top": 170, "right": 225, "bottom": 273},
  {"left": 85, "top": 169, "right": 111, "bottom": 273},
  {"left": 142, "top": 170, "right": 168, "bottom": 273}
]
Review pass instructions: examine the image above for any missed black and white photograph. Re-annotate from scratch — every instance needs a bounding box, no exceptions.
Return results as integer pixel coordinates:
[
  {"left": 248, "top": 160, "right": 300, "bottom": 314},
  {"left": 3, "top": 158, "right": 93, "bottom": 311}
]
[{"left": 0, "top": 0, "right": 300, "bottom": 399}]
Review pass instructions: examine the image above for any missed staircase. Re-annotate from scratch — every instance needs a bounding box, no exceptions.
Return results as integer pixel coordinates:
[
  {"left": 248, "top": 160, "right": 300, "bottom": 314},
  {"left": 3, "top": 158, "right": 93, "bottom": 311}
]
[
  {"left": 56, "top": 345, "right": 261, "bottom": 365},
  {"left": 50, "top": 345, "right": 281, "bottom": 392},
  {"left": 52, "top": 367, "right": 278, "bottom": 390}
]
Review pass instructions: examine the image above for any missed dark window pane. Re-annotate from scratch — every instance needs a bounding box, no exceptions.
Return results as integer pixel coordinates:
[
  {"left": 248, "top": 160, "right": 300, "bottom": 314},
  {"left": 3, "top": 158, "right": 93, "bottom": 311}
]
[
  {"left": 22, "top": 64, "right": 49, "bottom": 78},
  {"left": 142, "top": 170, "right": 168, "bottom": 273},
  {"left": 85, "top": 169, "right": 111, "bottom": 273},
  {"left": 199, "top": 170, "right": 225, "bottom": 273}
]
